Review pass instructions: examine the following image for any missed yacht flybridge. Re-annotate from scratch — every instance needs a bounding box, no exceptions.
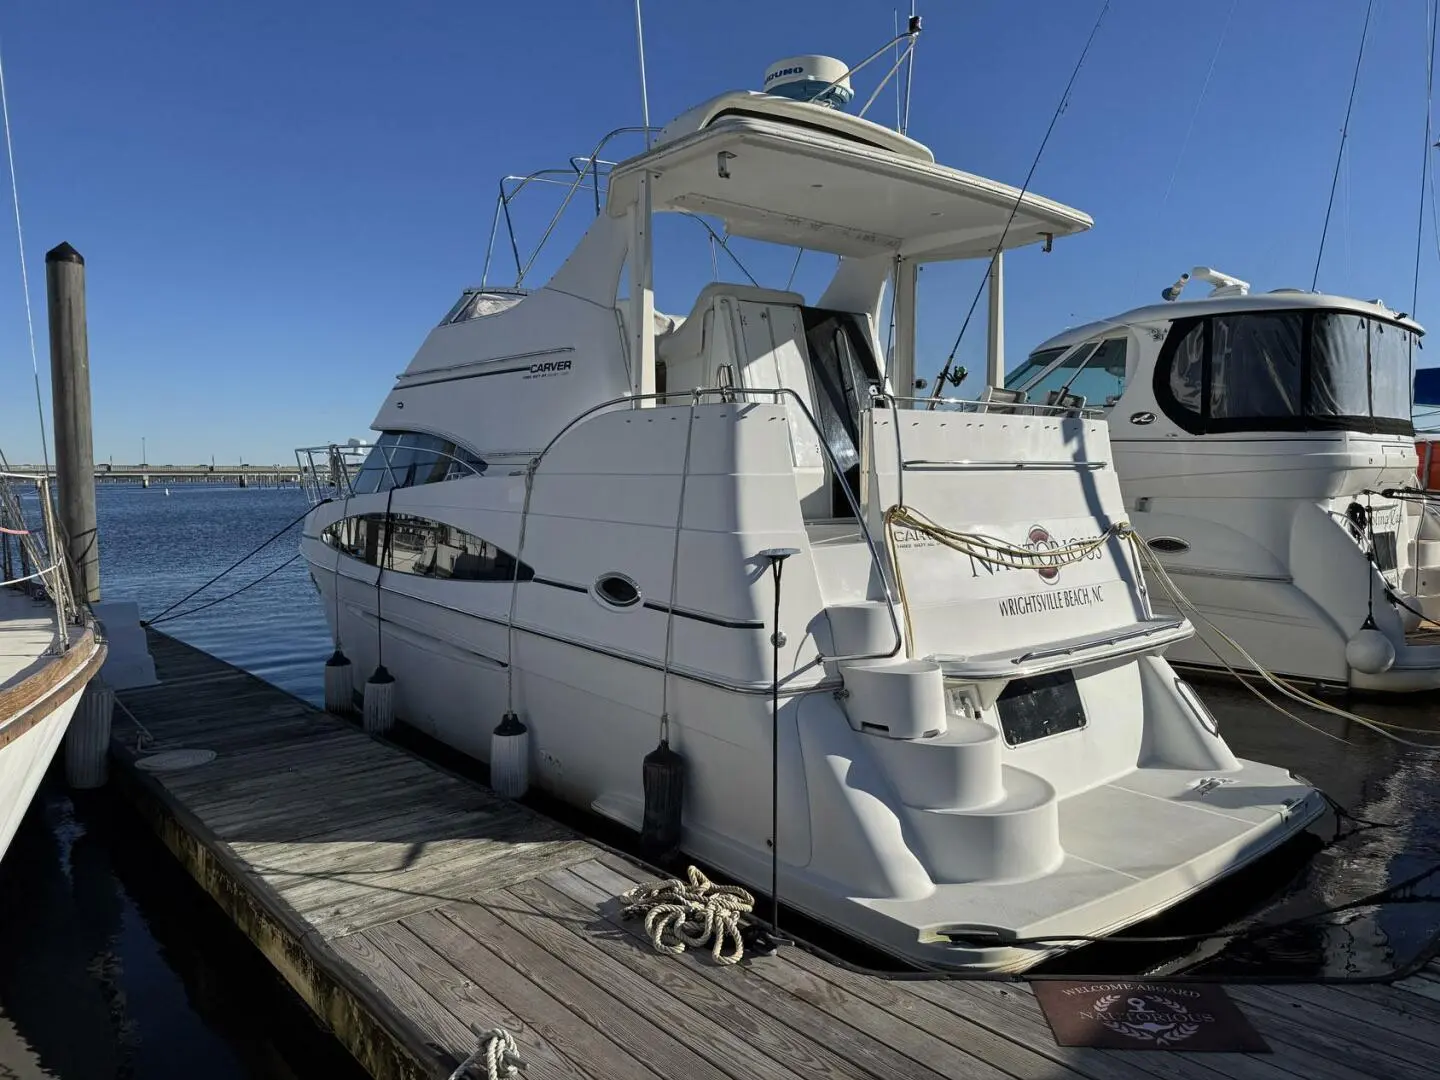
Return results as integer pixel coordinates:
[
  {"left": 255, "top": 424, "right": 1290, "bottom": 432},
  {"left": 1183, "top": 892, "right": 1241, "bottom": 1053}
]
[
  {"left": 1014, "top": 268, "right": 1440, "bottom": 692},
  {"left": 298, "top": 58, "right": 1321, "bottom": 971}
]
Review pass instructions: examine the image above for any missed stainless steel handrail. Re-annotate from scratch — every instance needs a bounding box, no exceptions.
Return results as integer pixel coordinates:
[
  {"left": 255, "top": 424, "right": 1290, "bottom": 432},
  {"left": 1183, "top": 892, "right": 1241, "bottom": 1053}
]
[
  {"left": 901, "top": 459, "right": 1108, "bottom": 471},
  {"left": 879, "top": 391, "right": 1107, "bottom": 418},
  {"left": 479, "top": 126, "right": 661, "bottom": 289},
  {"left": 520, "top": 387, "right": 905, "bottom": 666},
  {"left": 1012, "top": 619, "right": 1187, "bottom": 664},
  {"left": 294, "top": 440, "right": 485, "bottom": 506}
]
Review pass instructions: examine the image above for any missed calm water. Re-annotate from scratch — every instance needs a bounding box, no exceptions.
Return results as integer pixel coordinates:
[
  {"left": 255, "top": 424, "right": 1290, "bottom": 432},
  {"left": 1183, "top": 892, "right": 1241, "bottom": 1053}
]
[
  {"left": 1, "top": 484, "right": 1438, "bottom": 1077},
  {"left": 0, "top": 485, "right": 355, "bottom": 1079}
]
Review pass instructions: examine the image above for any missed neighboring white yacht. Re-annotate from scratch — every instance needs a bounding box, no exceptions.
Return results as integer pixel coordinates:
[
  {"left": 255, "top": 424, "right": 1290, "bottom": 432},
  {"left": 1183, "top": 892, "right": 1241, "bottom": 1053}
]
[
  {"left": 298, "top": 60, "right": 1322, "bottom": 971},
  {"left": 1013, "top": 267, "right": 1440, "bottom": 692},
  {"left": 0, "top": 471, "right": 105, "bottom": 865}
]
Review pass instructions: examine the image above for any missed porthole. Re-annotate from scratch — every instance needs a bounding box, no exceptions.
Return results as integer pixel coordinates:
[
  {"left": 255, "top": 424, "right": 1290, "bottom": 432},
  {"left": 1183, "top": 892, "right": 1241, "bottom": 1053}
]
[
  {"left": 594, "top": 572, "right": 641, "bottom": 609},
  {"left": 1146, "top": 536, "right": 1190, "bottom": 555}
]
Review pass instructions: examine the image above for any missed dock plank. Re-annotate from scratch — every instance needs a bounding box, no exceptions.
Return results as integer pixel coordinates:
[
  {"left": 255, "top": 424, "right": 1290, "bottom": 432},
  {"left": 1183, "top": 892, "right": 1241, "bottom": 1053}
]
[
  {"left": 110, "top": 630, "right": 1440, "bottom": 1080},
  {"left": 363, "top": 921, "right": 596, "bottom": 1080},
  {"left": 1227, "top": 988, "right": 1440, "bottom": 1080},
  {"left": 441, "top": 901, "right": 737, "bottom": 1080},
  {"left": 1395, "top": 971, "right": 1440, "bottom": 1005},
  {"left": 574, "top": 858, "right": 1031, "bottom": 1080},
  {"left": 401, "top": 908, "right": 660, "bottom": 1080},
  {"left": 535, "top": 867, "right": 949, "bottom": 1080},
  {"left": 493, "top": 878, "right": 857, "bottom": 1080}
]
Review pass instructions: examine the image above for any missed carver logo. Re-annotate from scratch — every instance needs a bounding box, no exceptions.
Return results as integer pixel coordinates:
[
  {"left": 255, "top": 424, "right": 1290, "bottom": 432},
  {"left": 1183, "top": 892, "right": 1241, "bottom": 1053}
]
[{"left": 523, "top": 359, "right": 573, "bottom": 380}]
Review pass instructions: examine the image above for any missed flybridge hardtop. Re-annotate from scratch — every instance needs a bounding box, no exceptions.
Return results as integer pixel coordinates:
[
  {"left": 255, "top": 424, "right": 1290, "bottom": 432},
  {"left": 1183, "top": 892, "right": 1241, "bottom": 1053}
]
[
  {"left": 602, "top": 90, "right": 1094, "bottom": 261},
  {"left": 299, "top": 56, "right": 1320, "bottom": 972},
  {"left": 1011, "top": 267, "right": 1440, "bottom": 691}
]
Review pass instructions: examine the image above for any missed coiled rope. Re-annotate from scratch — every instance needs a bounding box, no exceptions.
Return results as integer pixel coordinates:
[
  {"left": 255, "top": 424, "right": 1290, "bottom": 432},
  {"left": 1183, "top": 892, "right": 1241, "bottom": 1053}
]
[
  {"left": 448, "top": 1025, "right": 525, "bottom": 1080},
  {"left": 621, "top": 865, "right": 754, "bottom": 964}
]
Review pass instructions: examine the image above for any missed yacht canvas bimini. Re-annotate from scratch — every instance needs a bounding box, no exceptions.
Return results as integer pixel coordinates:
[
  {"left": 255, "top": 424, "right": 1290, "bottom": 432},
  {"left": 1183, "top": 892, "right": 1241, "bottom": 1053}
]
[
  {"left": 298, "top": 60, "right": 1322, "bottom": 972},
  {"left": 1013, "top": 268, "right": 1440, "bottom": 692}
]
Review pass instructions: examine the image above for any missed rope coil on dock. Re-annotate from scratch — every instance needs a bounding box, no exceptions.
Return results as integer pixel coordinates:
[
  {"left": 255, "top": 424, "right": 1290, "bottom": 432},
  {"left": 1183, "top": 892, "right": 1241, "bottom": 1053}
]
[
  {"left": 449, "top": 1025, "right": 526, "bottom": 1080},
  {"left": 621, "top": 865, "right": 755, "bottom": 964}
]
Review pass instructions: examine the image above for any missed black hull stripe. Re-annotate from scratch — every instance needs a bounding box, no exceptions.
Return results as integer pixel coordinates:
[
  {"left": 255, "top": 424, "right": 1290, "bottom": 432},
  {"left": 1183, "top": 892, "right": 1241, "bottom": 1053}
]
[{"left": 531, "top": 577, "right": 766, "bottom": 629}]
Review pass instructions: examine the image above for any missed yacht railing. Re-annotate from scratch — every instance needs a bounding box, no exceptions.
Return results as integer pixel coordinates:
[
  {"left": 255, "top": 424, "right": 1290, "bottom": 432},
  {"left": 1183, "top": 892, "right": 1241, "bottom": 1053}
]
[
  {"left": 482, "top": 126, "right": 660, "bottom": 289},
  {"left": 295, "top": 443, "right": 369, "bottom": 505},
  {"left": 0, "top": 470, "right": 76, "bottom": 646},
  {"left": 293, "top": 442, "right": 487, "bottom": 507},
  {"left": 880, "top": 391, "right": 1107, "bottom": 419}
]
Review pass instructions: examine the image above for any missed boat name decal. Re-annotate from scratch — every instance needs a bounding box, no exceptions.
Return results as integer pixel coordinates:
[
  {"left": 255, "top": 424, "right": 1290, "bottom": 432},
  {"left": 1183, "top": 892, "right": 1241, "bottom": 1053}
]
[
  {"left": 998, "top": 584, "right": 1104, "bottom": 617},
  {"left": 892, "top": 523, "right": 1109, "bottom": 584},
  {"left": 524, "top": 359, "right": 573, "bottom": 379},
  {"left": 975, "top": 525, "right": 1107, "bottom": 583}
]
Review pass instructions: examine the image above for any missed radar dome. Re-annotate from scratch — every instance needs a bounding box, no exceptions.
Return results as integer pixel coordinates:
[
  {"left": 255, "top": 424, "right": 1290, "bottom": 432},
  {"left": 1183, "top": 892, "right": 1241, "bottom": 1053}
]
[{"left": 761, "top": 55, "right": 854, "bottom": 109}]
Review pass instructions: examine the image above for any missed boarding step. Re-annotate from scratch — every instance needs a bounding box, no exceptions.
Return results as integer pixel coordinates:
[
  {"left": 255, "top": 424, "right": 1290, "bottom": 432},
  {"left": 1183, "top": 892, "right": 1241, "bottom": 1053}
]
[
  {"left": 902, "top": 765, "right": 1060, "bottom": 884},
  {"left": 862, "top": 716, "right": 1001, "bottom": 809},
  {"left": 839, "top": 657, "right": 945, "bottom": 739}
]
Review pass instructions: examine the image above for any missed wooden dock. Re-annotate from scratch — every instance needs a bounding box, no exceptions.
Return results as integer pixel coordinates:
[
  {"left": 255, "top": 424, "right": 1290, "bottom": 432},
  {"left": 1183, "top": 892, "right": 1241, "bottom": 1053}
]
[{"left": 110, "top": 630, "right": 1440, "bottom": 1080}]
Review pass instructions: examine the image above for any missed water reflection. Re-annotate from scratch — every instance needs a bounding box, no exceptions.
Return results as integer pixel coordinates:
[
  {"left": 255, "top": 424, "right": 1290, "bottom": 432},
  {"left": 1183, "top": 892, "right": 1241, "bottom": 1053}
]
[{"left": 0, "top": 781, "right": 368, "bottom": 1079}]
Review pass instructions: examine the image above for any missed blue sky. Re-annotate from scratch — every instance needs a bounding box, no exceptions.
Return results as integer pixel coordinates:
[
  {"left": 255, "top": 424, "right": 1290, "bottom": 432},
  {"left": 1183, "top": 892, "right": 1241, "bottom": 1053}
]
[{"left": 0, "top": 0, "right": 1435, "bottom": 465}]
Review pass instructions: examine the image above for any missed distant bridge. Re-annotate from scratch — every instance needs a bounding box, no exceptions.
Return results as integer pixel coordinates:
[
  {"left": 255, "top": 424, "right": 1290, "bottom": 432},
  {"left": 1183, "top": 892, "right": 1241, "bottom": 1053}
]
[{"left": 5, "top": 463, "right": 311, "bottom": 488}]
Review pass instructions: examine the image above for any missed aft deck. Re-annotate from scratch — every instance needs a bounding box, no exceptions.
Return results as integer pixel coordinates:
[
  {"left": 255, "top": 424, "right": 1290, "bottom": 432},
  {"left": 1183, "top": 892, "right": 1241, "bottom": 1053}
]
[{"left": 110, "top": 630, "right": 1440, "bottom": 1080}]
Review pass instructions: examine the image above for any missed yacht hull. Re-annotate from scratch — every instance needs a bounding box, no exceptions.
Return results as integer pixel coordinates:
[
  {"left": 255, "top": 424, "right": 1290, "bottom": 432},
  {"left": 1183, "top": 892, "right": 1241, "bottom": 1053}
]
[
  {"left": 300, "top": 402, "right": 1322, "bottom": 971},
  {"left": 0, "top": 687, "right": 86, "bottom": 865}
]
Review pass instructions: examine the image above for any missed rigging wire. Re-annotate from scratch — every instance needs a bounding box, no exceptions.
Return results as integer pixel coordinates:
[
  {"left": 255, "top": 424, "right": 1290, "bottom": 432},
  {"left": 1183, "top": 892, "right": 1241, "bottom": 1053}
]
[
  {"left": 0, "top": 36, "right": 51, "bottom": 479},
  {"left": 148, "top": 553, "right": 303, "bottom": 626},
  {"left": 930, "top": 0, "right": 1111, "bottom": 401},
  {"left": 1155, "top": 0, "right": 1237, "bottom": 219},
  {"left": 1414, "top": 0, "right": 1439, "bottom": 317},
  {"left": 143, "top": 503, "right": 317, "bottom": 624},
  {"left": 1312, "top": 0, "right": 1374, "bottom": 292}
]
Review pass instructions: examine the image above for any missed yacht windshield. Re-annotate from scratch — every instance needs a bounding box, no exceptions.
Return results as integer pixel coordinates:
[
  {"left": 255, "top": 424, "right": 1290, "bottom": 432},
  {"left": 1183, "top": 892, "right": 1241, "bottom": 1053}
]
[
  {"left": 1006, "top": 339, "right": 1128, "bottom": 408},
  {"left": 1156, "top": 309, "right": 1418, "bottom": 435}
]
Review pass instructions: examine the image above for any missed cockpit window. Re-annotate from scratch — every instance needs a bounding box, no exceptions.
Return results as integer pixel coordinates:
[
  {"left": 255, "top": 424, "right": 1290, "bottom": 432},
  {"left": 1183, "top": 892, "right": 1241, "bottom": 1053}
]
[
  {"left": 438, "top": 289, "right": 526, "bottom": 327},
  {"left": 351, "top": 432, "right": 487, "bottom": 494},
  {"left": 1155, "top": 309, "right": 1416, "bottom": 435},
  {"left": 1007, "top": 339, "right": 1128, "bottom": 408}
]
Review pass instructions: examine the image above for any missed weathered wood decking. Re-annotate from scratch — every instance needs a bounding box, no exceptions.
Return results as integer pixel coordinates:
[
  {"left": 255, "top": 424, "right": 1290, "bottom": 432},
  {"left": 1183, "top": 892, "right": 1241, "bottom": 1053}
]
[{"left": 111, "top": 630, "right": 1440, "bottom": 1080}]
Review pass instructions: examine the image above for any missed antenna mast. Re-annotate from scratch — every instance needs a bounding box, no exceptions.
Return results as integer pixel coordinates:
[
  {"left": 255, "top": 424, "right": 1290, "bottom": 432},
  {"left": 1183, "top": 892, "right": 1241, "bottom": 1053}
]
[{"left": 634, "top": 0, "right": 652, "bottom": 147}]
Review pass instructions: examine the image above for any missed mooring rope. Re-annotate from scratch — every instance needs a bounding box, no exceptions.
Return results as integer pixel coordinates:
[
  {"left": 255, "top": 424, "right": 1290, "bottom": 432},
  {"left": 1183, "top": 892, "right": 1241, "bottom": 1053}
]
[
  {"left": 621, "top": 865, "right": 755, "bottom": 964},
  {"left": 883, "top": 504, "right": 1127, "bottom": 653},
  {"left": 1122, "top": 528, "right": 1440, "bottom": 749},
  {"left": 879, "top": 503, "right": 1437, "bottom": 748},
  {"left": 448, "top": 1025, "right": 525, "bottom": 1080}
]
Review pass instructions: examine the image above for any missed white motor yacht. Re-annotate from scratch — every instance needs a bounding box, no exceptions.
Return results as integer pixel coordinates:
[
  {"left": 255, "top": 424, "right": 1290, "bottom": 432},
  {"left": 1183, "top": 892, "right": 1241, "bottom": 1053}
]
[
  {"left": 0, "top": 471, "right": 105, "bottom": 865},
  {"left": 297, "top": 60, "right": 1323, "bottom": 971},
  {"left": 1013, "top": 267, "right": 1440, "bottom": 692}
]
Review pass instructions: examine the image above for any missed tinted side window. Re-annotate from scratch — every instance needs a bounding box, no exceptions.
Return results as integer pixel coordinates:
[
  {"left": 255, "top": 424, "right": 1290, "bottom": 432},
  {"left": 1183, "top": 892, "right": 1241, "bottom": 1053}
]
[
  {"left": 1167, "top": 322, "right": 1205, "bottom": 418},
  {"left": 1370, "top": 321, "right": 1414, "bottom": 422},
  {"left": 1209, "top": 313, "right": 1302, "bottom": 419},
  {"left": 322, "top": 514, "right": 532, "bottom": 582},
  {"left": 1311, "top": 313, "right": 1370, "bottom": 419}
]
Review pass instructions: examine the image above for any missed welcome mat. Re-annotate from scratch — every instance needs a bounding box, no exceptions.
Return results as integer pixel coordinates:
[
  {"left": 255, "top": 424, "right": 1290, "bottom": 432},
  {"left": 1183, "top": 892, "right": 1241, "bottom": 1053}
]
[{"left": 1031, "top": 980, "right": 1270, "bottom": 1052}]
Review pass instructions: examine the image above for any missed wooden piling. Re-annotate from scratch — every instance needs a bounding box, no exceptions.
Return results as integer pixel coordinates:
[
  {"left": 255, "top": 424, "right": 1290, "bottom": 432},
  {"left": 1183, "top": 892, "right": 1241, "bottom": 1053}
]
[{"left": 45, "top": 241, "right": 99, "bottom": 603}]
